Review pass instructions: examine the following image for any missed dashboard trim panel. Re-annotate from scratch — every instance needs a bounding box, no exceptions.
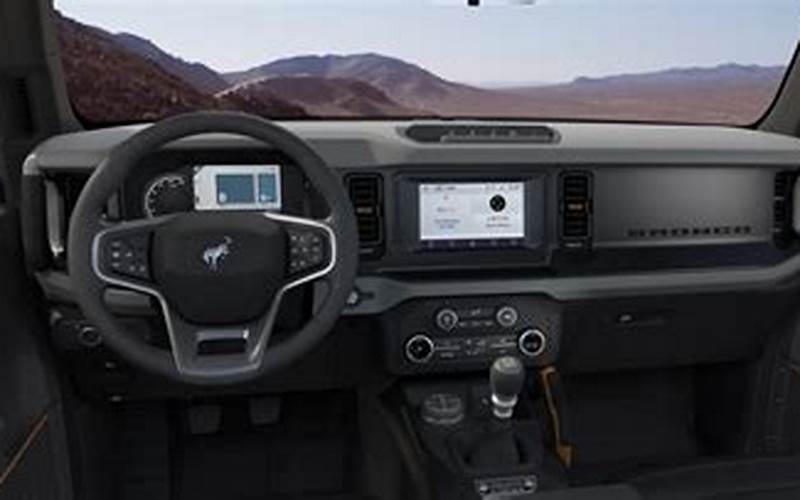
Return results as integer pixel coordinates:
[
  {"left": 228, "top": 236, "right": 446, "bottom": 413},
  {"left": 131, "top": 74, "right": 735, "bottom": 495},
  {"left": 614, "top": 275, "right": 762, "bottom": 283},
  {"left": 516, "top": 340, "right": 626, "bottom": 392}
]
[
  {"left": 23, "top": 121, "right": 800, "bottom": 172},
  {"left": 345, "top": 254, "right": 800, "bottom": 315}
]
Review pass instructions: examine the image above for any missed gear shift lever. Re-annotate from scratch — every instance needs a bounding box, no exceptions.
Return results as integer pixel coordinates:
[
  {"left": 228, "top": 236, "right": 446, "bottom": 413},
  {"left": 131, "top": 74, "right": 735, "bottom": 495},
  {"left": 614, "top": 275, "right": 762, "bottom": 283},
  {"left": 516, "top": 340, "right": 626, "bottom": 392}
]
[{"left": 490, "top": 356, "right": 525, "bottom": 419}]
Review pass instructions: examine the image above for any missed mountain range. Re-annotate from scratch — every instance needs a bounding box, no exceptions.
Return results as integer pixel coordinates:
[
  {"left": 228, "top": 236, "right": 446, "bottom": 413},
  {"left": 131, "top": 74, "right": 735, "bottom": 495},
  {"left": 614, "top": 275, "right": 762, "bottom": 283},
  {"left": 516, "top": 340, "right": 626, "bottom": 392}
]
[
  {"left": 224, "top": 54, "right": 480, "bottom": 111},
  {"left": 56, "top": 12, "right": 786, "bottom": 124},
  {"left": 219, "top": 76, "right": 423, "bottom": 117}
]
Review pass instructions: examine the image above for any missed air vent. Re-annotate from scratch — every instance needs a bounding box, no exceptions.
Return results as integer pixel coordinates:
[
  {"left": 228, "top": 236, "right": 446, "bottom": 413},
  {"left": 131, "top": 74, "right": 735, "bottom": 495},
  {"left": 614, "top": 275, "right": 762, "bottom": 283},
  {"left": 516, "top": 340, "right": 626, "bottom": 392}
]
[
  {"left": 559, "top": 172, "right": 593, "bottom": 250},
  {"left": 346, "top": 174, "right": 384, "bottom": 258},
  {"left": 774, "top": 170, "right": 798, "bottom": 247},
  {"left": 405, "top": 124, "right": 557, "bottom": 144}
]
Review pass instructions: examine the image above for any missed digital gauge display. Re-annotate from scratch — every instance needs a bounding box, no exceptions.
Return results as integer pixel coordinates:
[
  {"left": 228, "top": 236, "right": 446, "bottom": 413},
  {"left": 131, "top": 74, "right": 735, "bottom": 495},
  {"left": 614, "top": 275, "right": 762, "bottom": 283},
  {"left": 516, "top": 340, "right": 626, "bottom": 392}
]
[{"left": 193, "top": 165, "right": 282, "bottom": 211}]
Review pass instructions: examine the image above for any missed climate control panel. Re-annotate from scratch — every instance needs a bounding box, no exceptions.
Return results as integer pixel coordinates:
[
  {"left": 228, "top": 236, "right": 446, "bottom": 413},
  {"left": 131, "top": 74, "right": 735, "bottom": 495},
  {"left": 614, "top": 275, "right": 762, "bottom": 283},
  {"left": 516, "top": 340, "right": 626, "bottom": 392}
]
[{"left": 381, "top": 296, "right": 561, "bottom": 374}]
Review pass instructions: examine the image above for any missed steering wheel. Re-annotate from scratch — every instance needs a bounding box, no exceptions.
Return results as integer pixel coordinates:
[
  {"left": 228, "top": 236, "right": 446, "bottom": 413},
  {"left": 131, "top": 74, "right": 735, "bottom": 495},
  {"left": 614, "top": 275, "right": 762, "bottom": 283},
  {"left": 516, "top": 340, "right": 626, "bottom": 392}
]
[{"left": 67, "top": 112, "right": 359, "bottom": 385}]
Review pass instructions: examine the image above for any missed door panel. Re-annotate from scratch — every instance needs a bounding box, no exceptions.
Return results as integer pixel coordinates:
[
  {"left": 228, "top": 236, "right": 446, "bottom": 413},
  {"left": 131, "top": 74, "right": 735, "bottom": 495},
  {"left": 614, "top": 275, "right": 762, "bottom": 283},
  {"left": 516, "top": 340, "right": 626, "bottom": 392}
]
[{"left": 0, "top": 143, "right": 72, "bottom": 498}]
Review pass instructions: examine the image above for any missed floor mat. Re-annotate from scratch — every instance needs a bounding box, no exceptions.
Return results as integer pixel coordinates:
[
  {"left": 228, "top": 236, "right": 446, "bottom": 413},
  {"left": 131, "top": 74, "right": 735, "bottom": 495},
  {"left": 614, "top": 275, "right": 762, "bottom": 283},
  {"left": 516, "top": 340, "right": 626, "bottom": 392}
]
[{"left": 172, "top": 392, "right": 360, "bottom": 500}]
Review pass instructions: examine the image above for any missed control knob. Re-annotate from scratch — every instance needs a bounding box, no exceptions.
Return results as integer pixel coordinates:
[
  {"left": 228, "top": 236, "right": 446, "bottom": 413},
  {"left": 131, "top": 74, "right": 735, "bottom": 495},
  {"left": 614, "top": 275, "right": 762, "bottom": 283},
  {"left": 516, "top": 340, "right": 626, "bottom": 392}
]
[
  {"left": 518, "top": 328, "right": 547, "bottom": 357},
  {"left": 405, "top": 334, "right": 435, "bottom": 364}
]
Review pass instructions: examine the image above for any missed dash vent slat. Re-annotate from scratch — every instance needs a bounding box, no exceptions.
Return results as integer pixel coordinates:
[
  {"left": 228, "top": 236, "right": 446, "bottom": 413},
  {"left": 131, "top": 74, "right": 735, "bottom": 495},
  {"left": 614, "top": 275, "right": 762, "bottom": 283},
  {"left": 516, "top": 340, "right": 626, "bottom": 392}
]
[
  {"left": 559, "top": 172, "right": 593, "bottom": 250},
  {"left": 345, "top": 174, "right": 384, "bottom": 258},
  {"left": 773, "top": 170, "right": 798, "bottom": 247}
]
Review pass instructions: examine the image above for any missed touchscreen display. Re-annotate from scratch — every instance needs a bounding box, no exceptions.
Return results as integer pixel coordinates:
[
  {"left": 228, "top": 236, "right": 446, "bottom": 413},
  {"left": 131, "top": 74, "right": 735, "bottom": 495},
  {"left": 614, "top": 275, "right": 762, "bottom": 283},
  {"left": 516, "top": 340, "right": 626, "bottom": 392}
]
[
  {"left": 419, "top": 182, "right": 525, "bottom": 241},
  {"left": 194, "top": 165, "right": 281, "bottom": 211}
]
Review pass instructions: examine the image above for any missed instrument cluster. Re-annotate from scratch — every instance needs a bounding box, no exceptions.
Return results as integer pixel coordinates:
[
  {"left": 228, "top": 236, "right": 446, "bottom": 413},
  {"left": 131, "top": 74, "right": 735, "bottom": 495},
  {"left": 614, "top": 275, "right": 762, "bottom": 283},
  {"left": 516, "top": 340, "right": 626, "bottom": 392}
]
[{"left": 136, "top": 164, "right": 284, "bottom": 219}]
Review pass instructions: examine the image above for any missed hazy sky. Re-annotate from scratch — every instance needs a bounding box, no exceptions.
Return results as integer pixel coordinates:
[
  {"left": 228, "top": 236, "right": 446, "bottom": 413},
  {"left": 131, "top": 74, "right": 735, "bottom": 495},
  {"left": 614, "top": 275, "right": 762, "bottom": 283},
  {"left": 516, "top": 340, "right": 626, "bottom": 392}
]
[{"left": 55, "top": 0, "right": 800, "bottom": 84}]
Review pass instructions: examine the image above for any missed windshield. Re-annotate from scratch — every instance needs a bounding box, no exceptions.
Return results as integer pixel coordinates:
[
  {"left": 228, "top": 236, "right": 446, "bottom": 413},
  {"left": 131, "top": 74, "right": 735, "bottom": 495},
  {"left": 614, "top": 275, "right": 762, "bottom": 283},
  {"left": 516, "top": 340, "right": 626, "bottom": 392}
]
[{"left": 54, "top": 0, "right": 800, "bottom": 125}]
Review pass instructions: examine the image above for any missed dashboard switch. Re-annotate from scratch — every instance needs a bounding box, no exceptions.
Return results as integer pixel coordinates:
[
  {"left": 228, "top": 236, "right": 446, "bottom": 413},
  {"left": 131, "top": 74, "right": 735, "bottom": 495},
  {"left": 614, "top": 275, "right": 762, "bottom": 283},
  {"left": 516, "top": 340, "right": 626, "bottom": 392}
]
[
  {"left": 496, "top": 306, "right": 519, "bottom": 328},
  {"left": 435, "top": 308, "right": 459, "bottom": 331}
]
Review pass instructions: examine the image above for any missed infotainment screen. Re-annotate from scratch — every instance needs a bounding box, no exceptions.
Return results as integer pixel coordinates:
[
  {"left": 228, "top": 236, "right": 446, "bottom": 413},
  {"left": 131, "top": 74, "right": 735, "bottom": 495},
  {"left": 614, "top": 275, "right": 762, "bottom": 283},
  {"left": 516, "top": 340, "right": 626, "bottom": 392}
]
[
  {"left": 419, "top": 182, "right": 525, "bottom": 242},
  {"left": 193, "top": 165, "right": 282, "bottom": 211}
]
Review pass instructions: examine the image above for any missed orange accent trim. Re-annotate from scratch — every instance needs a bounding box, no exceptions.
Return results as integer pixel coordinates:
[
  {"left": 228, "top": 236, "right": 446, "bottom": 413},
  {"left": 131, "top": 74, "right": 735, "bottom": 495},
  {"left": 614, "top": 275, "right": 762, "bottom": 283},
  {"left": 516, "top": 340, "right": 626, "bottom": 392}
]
[
  {"left": 539, "top": 367, "right": 573, "bottom": 468},
  {"left": 0, "top": 413, "right": 49, "bottom": 491}
]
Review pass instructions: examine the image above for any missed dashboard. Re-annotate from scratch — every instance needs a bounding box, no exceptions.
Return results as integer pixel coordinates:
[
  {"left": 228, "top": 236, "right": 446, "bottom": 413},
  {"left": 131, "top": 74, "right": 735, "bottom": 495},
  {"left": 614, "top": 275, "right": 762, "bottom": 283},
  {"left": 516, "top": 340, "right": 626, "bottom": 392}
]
[
  {"left": 23, "top": 120, "right": 800, "bottom": 310},
  {"left": 19, "top": 120, "right": 800, "bottom": 387}
]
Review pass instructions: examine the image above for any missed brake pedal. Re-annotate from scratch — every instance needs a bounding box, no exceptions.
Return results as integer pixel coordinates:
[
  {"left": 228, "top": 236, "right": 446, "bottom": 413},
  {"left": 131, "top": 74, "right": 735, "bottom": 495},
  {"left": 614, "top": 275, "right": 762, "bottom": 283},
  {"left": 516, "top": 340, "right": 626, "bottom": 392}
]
[{"left": 187, "top": 403, "right": 222, "bottom": 435}]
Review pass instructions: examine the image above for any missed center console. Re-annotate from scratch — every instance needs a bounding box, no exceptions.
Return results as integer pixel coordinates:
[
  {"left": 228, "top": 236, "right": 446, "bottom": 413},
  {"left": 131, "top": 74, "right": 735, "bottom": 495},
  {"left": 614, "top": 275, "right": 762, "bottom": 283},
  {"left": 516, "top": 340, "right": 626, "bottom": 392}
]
[
  {"left": 380, "top": 292, "right": 565, "bottom": 497},
  {"left": 391, "top": 356, "right": 569, "bottom": 499}
]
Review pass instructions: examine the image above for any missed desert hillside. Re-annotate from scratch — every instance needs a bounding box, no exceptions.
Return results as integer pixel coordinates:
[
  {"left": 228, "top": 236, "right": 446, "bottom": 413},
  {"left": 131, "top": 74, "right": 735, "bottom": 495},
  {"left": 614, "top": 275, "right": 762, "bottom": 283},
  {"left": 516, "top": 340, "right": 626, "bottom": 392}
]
[{"left": 56, "top": 13, "right": 306, "bottom": 122}]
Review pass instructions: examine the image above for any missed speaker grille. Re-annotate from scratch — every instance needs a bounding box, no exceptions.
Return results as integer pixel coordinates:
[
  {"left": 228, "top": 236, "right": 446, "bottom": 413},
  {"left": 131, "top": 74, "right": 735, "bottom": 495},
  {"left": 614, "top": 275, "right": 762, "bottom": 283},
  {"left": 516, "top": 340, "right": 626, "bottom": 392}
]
[
  {"left": 405, "top": 124, "right": 557, "bottom": 144},
  {"left": 626, "top": 225, "right": 752, "bottom": 239}
]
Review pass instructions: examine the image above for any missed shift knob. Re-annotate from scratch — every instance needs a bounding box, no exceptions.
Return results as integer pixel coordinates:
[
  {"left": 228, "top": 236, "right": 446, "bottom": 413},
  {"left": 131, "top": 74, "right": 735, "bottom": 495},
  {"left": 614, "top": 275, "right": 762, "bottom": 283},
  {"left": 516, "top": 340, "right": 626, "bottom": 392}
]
[{"left": 490, "top": 356, "right": 525, "bottom": 419}]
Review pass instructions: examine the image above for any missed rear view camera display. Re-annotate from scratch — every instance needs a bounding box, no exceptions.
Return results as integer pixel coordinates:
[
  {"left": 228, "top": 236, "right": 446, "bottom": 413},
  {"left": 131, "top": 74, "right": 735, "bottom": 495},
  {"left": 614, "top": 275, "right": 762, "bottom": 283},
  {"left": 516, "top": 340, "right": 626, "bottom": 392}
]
[
  {"left": 194, "top": 165, "right": 282, "bottom": 211},
  {"left": 419, "top": 182, "right": 525, "bottom": 242}
]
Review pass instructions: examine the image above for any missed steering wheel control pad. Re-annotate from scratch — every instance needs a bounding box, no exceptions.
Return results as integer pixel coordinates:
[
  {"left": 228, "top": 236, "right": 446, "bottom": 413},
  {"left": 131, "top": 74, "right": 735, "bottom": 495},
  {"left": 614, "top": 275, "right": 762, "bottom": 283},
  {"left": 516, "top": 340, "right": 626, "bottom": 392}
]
[
  {"left": 287, "top": 226, "right": 331, "bottom": 276},
  {"left": 99, "top": 230, "right": 152, "bottom": 282},
  {"left": 151, "top": 212, "right": 286, "bottom": 325}
]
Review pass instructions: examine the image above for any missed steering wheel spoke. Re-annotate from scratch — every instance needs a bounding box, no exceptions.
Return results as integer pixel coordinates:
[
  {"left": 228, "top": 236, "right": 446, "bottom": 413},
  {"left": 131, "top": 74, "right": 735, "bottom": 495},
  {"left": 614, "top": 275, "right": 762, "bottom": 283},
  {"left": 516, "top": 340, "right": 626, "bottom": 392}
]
[{"left": 165, "top": 308, "right": 273, "bottom": 378}]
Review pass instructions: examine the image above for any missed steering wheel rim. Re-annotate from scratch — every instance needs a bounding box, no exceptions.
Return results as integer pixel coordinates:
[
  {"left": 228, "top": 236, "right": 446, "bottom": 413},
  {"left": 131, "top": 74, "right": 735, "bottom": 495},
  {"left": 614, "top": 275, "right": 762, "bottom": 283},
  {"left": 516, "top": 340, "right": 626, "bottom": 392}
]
[{"left": 67, "top": 111, "right": 359, "bottom": 385}]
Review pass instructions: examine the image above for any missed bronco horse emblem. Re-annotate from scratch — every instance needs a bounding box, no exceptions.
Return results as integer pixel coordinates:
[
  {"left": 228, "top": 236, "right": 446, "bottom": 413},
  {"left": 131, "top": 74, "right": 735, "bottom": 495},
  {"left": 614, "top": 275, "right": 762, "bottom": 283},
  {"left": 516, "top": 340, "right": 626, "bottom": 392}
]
[{"left": 202, "top": 236, "right": 233, "bottom": 272}]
